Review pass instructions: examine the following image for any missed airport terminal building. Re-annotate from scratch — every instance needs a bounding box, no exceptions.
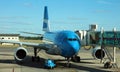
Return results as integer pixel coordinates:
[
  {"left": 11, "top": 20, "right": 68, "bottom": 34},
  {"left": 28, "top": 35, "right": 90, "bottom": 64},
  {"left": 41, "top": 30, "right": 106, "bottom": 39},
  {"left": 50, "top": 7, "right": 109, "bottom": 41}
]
[{"left": 0, "top": 34, "right": 20, "bottom": 45}]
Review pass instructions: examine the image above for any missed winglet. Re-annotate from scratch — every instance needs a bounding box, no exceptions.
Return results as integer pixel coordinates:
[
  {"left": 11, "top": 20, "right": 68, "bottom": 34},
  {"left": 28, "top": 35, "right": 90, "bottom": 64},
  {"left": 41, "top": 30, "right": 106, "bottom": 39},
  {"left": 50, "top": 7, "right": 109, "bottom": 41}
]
[{"left": 43, "top": 6, "right": 50, "bottom": 32}]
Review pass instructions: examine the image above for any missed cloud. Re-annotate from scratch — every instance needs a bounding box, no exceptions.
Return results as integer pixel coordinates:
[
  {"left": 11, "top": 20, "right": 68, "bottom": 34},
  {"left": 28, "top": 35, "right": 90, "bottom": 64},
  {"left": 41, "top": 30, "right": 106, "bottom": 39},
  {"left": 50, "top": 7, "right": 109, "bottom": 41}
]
[
  {"left": 97, "top": 0, "right": 112, "bottom": 5},
  {"left": 0, "top": 26, "right": 11, "bottom": 29},
  {"left": 68, "top": 17, "right": 88, "bottom": 20},
  {"left": 51, "top": 20, "right": 81, "bottom": 24},
  {"left": 0, "top": 25, "right": 13, "bottom": 32},
  {"left": 94, "top": 10, "right": 111, "bottom": 13},
  {"left": 23, "top": 2, "right": 33, "bottom": 8},
  {"left": 0, "top": 21, "right": 32, "bottom": 25},
  {"left": 0, "top": 16, "right": 30, "bottom": 19}
]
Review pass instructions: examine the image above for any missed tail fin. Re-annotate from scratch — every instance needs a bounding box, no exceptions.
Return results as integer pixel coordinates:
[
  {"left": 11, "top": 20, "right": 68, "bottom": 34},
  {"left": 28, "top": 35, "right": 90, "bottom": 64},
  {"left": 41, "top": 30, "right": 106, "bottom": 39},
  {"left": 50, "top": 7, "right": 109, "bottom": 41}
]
[{"left": 43, "top": 6, "right": 50, "bottom": 32}]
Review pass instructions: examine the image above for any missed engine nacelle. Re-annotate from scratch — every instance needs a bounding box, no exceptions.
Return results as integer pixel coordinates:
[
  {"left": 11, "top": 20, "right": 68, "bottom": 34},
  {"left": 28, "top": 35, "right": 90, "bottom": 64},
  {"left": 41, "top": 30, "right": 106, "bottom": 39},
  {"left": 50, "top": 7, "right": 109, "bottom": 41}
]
[
  {"left": 92, "top": 46, "right": 105, "bottom": 59},
  {"left": 14, "top": 47, "right": 28, "bottom": 62}
]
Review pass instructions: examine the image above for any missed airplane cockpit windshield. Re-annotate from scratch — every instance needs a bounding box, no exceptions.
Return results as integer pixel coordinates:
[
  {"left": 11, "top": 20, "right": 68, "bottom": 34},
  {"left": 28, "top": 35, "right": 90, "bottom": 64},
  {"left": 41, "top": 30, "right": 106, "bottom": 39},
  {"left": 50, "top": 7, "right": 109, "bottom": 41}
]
[{"left": 67, "top": 38, "right": 77, "bottom": 41}]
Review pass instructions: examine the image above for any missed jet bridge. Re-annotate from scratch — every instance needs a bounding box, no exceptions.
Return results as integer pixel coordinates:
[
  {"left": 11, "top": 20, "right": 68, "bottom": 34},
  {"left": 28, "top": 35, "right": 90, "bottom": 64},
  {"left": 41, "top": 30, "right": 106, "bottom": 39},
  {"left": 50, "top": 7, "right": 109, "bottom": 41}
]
[{"left": 75, "top": 27, "right": 119, "bottom": 69}]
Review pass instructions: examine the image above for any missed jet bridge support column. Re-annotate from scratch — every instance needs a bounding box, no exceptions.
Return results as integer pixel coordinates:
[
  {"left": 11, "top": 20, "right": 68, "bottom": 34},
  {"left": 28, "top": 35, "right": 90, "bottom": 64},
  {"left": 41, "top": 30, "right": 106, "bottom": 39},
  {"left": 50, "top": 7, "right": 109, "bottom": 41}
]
[{"left": 113, "top": 28, "right": 116, "bottom": 63}]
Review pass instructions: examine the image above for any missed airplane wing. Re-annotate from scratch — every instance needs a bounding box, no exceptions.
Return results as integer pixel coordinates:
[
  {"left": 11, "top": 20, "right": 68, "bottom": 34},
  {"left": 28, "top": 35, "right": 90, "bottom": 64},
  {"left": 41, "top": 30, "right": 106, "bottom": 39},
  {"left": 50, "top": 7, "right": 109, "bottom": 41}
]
[
  {"left": 20, "top": 31, "right": 43, "bottom": 36},
  {"left": 0, "top": 40, "right": 53, "bottom": 50}
]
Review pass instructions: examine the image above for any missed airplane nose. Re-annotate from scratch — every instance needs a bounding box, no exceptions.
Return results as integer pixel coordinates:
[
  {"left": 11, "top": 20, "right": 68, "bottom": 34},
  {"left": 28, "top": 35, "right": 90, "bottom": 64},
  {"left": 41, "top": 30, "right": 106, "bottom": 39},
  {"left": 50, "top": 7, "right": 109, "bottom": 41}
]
[
  {"left": 68, "top": 41, "right": 80, "bottom": 57},
  {"left": 61, "top": 40, "right": 81, "bottom": 57},
  {"left": 70, "top": 42, "right": 80, "bottom": 53}
]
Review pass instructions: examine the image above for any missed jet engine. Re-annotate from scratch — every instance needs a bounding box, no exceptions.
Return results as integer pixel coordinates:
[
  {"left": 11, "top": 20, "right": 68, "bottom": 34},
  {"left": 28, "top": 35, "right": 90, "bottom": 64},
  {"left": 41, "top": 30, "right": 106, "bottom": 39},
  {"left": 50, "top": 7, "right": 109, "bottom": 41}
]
[
  {"left": 14, "top": 47, "right": 28, "bottom": 62},
  {"left": 92, "top": 46, "right": 105, "bottom": 59}
]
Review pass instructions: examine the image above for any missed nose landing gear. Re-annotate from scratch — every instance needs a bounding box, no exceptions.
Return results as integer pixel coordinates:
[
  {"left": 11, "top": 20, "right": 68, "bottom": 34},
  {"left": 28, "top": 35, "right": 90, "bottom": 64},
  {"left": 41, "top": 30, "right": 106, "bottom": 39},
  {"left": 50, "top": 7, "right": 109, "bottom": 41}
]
[{"left": 66, "top": 57, "right": 71, "bottom": 67}]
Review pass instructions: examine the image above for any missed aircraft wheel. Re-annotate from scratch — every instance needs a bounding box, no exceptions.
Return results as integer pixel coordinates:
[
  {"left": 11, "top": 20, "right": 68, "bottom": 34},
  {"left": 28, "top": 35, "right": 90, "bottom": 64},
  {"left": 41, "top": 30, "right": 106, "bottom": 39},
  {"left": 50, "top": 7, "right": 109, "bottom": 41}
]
[
  {"left": 32, "top": 56, "right": 40, "bottom": 62},
  {"left": 71, "top": 55, "right": 80, "bottom": 62},
  {"left": 37, "top": 56, "right": 40, "bottom": 62},
  {"left": 76, "top": 56, "right": 80, "bottom": 62},
  {"left": 66, "top": 63, "right": 71, "bottom": 68},
  {"left": 32, "top": 56, "right": 35, "bottom": 62},
  {"left": 104, "top": 61, "right": 112, "bottom": 68}
]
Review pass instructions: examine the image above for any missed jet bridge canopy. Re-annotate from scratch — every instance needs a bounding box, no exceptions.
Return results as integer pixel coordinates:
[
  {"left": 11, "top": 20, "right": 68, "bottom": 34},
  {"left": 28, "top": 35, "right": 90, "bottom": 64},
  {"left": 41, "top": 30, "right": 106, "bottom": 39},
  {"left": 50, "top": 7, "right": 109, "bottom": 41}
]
[{"left": 89, "top": 31, "right": 120, "bottom": 47}]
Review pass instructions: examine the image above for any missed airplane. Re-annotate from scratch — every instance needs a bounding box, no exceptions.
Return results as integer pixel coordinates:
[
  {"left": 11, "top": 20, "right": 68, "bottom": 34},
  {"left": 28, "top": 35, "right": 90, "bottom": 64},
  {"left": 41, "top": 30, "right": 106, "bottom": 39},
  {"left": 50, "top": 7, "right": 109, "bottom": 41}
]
[
  {"left": 0, "top": 6, "right": 105, "bottom": 67},
  {"left": 0, "top": 6, "right": 81, "bottom": 67}
]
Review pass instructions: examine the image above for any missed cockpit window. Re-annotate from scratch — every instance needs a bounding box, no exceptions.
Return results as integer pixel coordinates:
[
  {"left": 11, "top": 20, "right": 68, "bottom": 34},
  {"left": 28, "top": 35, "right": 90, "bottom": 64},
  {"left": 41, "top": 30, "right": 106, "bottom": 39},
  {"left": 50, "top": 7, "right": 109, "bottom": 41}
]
[
  {"left": 68, "top": 38, "right": 72, "bottom": 41},
  {"left": 67, "top": 38, "right": 77, "bottom": 41},
  {"left": 73, "top": 38, "right": 77, "bottom": 41}
]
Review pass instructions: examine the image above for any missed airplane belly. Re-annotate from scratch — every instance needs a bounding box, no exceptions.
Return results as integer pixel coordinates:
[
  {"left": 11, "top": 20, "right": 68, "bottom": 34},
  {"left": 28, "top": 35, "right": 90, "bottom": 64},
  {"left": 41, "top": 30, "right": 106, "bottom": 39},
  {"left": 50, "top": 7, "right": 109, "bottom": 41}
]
[{"left": 46, "top": 47, "right": 61, "bottom": 55}]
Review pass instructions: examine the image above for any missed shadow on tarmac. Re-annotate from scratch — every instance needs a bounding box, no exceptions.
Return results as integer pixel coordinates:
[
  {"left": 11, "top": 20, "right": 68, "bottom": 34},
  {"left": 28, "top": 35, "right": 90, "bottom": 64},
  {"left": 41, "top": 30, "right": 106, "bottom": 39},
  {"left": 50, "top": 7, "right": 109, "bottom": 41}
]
[{"left": 0, "top": 56, "right": 108, "bottom": 72}]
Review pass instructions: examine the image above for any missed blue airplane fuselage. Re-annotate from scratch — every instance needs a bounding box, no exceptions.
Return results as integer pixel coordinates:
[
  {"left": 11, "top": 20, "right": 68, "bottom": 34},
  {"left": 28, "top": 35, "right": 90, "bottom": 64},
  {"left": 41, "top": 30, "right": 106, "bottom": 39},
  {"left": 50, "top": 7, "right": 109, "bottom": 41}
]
[
  {"left": 43, "top": 6, "right": 81, "bottom": 58},
  {"left": 44, "top": 30, "right": 81, "bottom": 58}
]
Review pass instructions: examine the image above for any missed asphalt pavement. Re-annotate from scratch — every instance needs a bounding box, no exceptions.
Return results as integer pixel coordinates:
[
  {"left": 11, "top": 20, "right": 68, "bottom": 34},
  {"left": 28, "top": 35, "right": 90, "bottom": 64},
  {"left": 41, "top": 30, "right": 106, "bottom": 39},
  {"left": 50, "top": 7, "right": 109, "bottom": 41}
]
[{"left": 0, "top": 46, "right": 119, "bottom": 72}]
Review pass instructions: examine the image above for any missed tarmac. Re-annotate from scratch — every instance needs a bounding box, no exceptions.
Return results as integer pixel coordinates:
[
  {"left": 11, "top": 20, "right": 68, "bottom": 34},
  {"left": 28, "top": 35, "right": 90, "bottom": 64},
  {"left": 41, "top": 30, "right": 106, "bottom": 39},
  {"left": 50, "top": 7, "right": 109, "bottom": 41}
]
[{"left": 0, "top": 46, "right": 119, "bottom": 72}]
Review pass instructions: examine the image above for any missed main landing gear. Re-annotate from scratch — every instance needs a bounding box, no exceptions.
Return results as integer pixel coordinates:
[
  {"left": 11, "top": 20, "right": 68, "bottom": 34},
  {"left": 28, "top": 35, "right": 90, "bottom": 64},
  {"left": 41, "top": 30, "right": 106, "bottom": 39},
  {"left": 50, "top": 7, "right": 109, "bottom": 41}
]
[
  {"left": 32, "top": 47, "right": 40, "bottom": 62},
  {"left": 66, "top": 55, "right": 80, "bottom": 67},
  {"left": 66, "top": 57, "right": 71, "bottom": 67},
  {"left": 104, "top": 61, "right": 112, "bottom": 68},
  {"left": 71, "top": 55, "right": 80, "bottom": 62}
]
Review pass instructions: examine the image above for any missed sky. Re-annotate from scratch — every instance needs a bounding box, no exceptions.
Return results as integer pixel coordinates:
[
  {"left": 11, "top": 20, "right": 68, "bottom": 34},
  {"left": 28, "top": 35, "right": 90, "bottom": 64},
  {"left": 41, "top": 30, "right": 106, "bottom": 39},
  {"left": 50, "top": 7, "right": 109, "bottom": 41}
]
[{"left": 0, "top": 0, "right": 120, "bottom": 36}]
